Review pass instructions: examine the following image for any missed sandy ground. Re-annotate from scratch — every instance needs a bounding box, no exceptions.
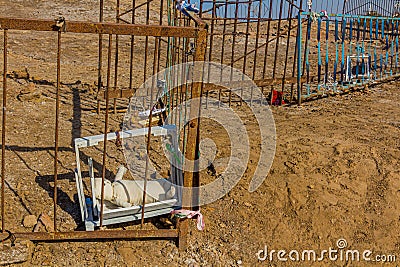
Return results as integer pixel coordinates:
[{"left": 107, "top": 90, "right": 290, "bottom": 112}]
[{"left": 0, "top": 0, "right": 399, "bottom": 266}]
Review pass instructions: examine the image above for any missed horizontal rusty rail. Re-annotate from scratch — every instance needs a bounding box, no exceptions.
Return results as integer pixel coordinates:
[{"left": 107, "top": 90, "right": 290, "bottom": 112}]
[
  {"left": 0, "top": 17, "right": 200, "bottom": 37},
  {"left": 98, "top": 77, "right": 308, "bottom": 100},
  {"left": 11, "top": 229, "right": 178, "bottom": 241}
]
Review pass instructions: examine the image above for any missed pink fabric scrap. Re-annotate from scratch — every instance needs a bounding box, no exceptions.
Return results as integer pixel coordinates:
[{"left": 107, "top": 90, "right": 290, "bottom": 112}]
[{"left": 171, "top": 209, "right": 205, "bottom": 231}]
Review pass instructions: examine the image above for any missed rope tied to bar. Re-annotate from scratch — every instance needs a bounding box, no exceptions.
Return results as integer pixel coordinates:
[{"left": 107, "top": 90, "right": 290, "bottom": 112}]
[
  {"left": 54, "top": 17, "right": 66, "bottom": 32},
  {"left": 310, "top": 10, "right": 329, "bottom": 22},
  {"left": 171, "top": 209, "right": 204, "bottom": 230}
]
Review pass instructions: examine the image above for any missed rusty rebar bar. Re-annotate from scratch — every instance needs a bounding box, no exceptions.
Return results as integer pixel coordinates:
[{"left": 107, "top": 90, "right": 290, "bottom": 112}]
[
  {"left": 262, "top": 0, "right": 274, "bottom": 79},
  {"left": 140, "top": 37, "right": 160, "bottom": 227},
  {"left": 157, "top": 0, "right": 164, "bottom": 74},
  {"left": 270, "top": 0, "right": 285, "bottom": 103},
  {"left": 229, "top": 0, "right": 240, "bottom": 106},
  {"left": 205, "top": 0, "right": 217, "bottom": 108},
  {"left": 129, "top": 0, "right": 136, "bottom": 91},
  {"left": 219, "top": 0, "right": 229, "bottom": 106},
  {"left": 253, "top": 0, "right": 263, "bottom": 81},
  {"left": 254, "top": 0, "right": 264, "bottom": 104},
  {"left": 97, "top": 0, "right": 104, "bottom": 114},
  {"left": 53, "top": 30, "right": 62, "bottom": 232},
  {"left": 100, "top": 34, "right": 113, "bottom": 227},
  {"left": 290, "top": 0, "right": 303, "bottom": 102},
  {"left": 281, "top": 0, "right": 294, "bottom": 94},
  {"left": 113, "top": 0, "right": 120, "bottom": 114},
  {"left": 241, "top": 0, "right": 252, "bottom": 105},
  {"left": 1, "top": 29, "right": 8, "bottom": 233}
]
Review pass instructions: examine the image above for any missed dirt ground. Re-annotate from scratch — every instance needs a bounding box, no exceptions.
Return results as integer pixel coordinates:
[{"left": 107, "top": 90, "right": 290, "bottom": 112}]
[{"left": 0, "top": 0, "right": 400, "bottom": 266}]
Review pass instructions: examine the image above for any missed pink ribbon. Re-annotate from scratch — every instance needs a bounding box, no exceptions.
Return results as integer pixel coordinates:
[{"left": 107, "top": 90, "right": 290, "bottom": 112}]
[{"left": 171, "top": 209, "right": 205, "bottom": 231}]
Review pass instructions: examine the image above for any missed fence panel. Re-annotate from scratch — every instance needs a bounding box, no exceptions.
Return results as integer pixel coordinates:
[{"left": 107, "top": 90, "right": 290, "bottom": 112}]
[{"left": 297, "top": 12, "right": 400, "bottom": 103}]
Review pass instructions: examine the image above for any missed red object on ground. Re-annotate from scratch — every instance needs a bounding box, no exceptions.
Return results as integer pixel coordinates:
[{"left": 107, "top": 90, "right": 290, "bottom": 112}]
[{"left": 271, "top": 90, "right": 285, "bottom": 105}]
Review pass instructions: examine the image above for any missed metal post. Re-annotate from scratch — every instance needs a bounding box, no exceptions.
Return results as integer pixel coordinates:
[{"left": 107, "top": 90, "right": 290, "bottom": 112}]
[
  {"left": 1, "top": 30, "right": 8, "bottom": 232},
  {"left": 53, "top": 30, "right": 61, "bottom": 232},
  {"left": 100, "top": 34, "right": 113, "bottom": 227},
  {"left": 97, "top": 0, "right": 104, "bottom": 114},
  {"left": 297, "top": 11, "right": 302, "bottom": 105}
]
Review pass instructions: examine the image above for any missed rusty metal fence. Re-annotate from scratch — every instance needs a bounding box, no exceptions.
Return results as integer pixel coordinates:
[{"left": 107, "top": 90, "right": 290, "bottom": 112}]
[
  {"left": 109, "top": 0, "right": 306, "bottom": 105},
  {"left": 0, "top": 15, "right": 207, "bottom": 250}
]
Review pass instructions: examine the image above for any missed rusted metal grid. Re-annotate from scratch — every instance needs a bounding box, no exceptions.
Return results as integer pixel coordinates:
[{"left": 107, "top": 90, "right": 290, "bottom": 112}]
[
  {"left": 197, "top": 0, "right": 303, "bottom": 104},
  {"left": 198, "top": 0, "right": 306, "bottom": 104},
  {"left": 106, "top": 0, "right": 400, "bottom": 106},
  {"left": 108, "top": 0, "right": 305, "bottom": 106},
  {"left": 0, "top": 16, "right": 207, "bottom": 250}
]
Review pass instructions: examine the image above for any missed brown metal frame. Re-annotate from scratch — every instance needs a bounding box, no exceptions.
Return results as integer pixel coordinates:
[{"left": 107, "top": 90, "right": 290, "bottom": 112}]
[{"left": 0, "top": 16, "right": 207, "bottom": 250}]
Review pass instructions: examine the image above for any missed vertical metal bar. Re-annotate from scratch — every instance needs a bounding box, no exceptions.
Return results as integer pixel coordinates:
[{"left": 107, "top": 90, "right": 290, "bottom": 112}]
[
  {"left": 140, "top": 113, "right": 153, "bottom": 227},
  {"left": 302, "top": 8, "right": 311, "bottom": 74},
  {"left": 341, "top": 18, "right": 347, "bottom": 82},
  {"left": 281, "top": 1, "right": 294, "bottom": 95},
  {"left": 199, "top": 0, "right": 204, "bottom": 16},
  {"left": 361, "top": 17, "right": 367, "bottom": 83},
  {"left": 206, "top": 0, "right": 217, "bottom": 108},
  {"left": 143, "top": 0, "right": 150, "bottom": 92},
  {"left": 317, "top": 17, "right": 322, "bottom": 85},
  {"left": 1, "top": 30, "right": 8, "bottom": 232},
  {"left": 270, "top": 0, "right": 284, "bottom": 103},
  {"left": 369, "top": 18, "right": 374, "bottom": 79},
  {"left": 241, "top": 0, "right": 252, "bottom": 105},
  {"left": 140, "top": 37, "right": 160, "bottom": 226},
  {"left": 244, "top": 1, "right": 253, "bottom": 63},
  {"left": 254, "top": 0, "right": 264, "bottom": 104},
  {"left": 157, "top": 0, "right": 164, "bottom": 74},
  {"left": 262, "top": 0, "right": 274, "bottom": 79},
  {"left": 290, "top": 0, "right": 303, "bottom": 103},
  {"left": 390, "top": 19, "right": 394, "bottom": 74},
  {"left": 129, "top": 0, "right": 136, "bottom": 91},
  {"left": 385, "top": 19, "right": 389, "bottom": 77},
  {"left": 297, "top": 11, "right": 302, "bottom": 105},
  {"left": 324, "top": 18, "right": 329, "bottom": 86},
  {"left": 97, "top": 0, "right": 104, "bottom": 114},
  {"left": 53, "top": 30, "right": 61, "bottom": 232},
  {"left": 229, "top": 0, "right": 240, "bottom": 106},
  {"left": 355, "top": 17, "right": 360, "bottom": 80},
  {"left": 155, "top": 0, "right": 164, "bottom": 80},
  {"left": 181, "top": 22, "right": 190, "bottom": 159},
  {"left": 334, "top": 18, "right": 339, "bottom": 82},
  {"left": 219, "top": 0, "right": 229, "bottom": 106},
  {"left": 396, "top": 20, "right": 399, "bottom": 74},
  {"left": 113, "top": 0, "right": 120, "bottom": 114},
  {"left": 253, "top": 0, "right": 263, "bottom": 81},
  {"left": 172, "top": 10, "right": 180, "bottom": 125},
  {"left": 100, "top": 34, "right": 112, "bottom": 227}
]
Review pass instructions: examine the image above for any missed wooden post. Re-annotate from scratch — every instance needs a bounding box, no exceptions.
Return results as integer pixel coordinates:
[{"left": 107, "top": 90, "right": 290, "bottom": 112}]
[{"left": 178, "top": 25, "right": 207, "bottom": 251}]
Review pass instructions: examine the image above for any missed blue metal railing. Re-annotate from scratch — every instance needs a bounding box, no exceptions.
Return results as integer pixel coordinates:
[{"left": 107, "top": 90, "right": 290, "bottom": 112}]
[{"left": 297, "top": 11, "right": 400, "bottom": 103}]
